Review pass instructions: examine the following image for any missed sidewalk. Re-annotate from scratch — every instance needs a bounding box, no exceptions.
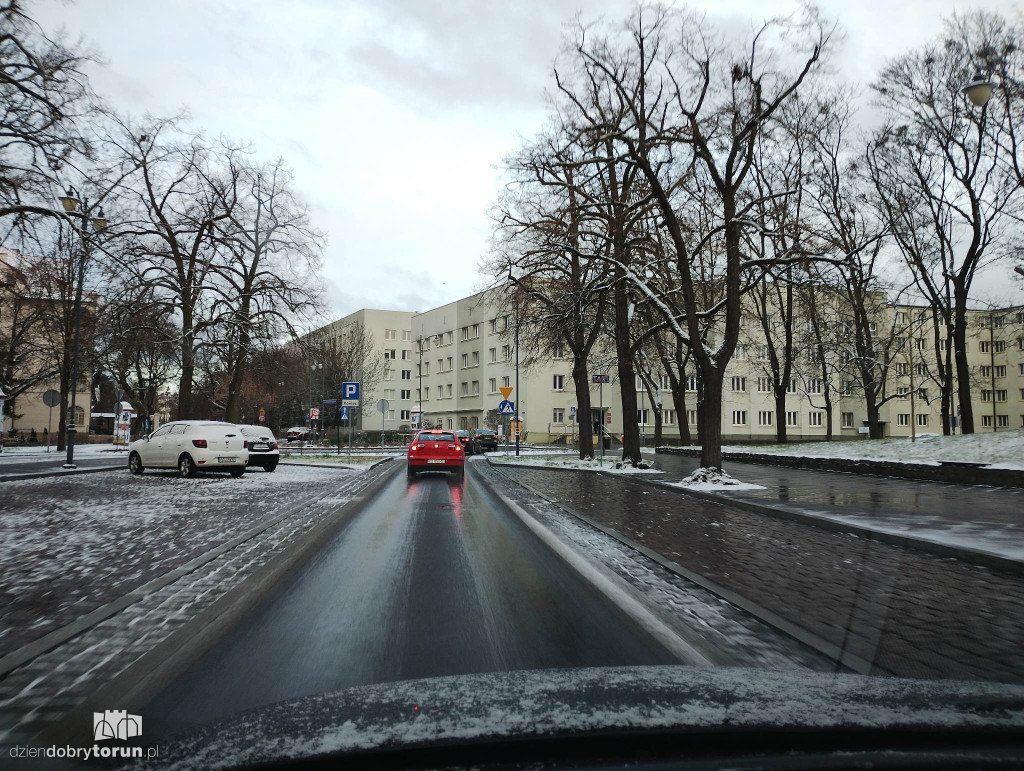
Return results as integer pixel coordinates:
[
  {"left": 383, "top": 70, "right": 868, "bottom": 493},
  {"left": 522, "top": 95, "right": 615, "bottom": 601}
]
[
  {"left": 498, "top": 465, "right": 1024, "bottom": 684},
  {"left": 651, "top": 453, "right": 1024, "bottom": 563}
]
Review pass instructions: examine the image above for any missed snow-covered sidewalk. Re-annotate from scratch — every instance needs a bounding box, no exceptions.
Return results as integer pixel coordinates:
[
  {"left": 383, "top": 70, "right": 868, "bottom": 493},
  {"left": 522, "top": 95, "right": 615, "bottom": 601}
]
[
  {"left": 486, "top": 451, "right": 663, "bottom": 474},
  {"left": 709, "top": 430, "right": 1024, "bottom": 470}
]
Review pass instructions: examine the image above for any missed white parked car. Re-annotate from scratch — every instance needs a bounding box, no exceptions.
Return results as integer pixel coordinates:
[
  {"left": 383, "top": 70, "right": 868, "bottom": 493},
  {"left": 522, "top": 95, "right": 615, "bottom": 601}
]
[
  {"left": 128, "top": 421, "right": 248, "bottom": 478},
  {"left": 238, "top": 424, "right": 279, "bottom": 472}
]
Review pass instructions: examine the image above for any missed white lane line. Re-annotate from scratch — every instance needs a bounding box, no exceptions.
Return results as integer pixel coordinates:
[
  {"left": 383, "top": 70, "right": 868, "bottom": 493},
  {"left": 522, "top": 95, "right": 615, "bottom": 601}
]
[{"left": 496, "top": 491, "right": 713, "bottom": 667}]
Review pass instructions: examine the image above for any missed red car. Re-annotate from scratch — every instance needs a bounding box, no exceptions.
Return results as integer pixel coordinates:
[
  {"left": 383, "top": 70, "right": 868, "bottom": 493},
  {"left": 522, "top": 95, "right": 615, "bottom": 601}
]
[{"left": 407, "top": 430, "right": 464, "bottom": 479}]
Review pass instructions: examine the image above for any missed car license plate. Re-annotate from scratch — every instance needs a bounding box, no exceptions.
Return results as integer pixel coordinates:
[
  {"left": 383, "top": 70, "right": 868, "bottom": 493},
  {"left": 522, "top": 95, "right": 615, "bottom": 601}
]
[
  {"left": 218, "top": 456, "right": 237, "bottom": 463},
  {"left": 427, "top": 459, "right": 445, "bottom": 464},
  {"left": 251, "top": 443, "right": 267, "bottom": 450}
]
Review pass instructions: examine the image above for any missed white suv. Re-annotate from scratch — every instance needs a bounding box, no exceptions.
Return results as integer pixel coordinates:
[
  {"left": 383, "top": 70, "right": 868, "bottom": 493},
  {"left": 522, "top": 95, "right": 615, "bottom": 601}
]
[
  {"left": 238, "top": 425, "right": 279, "bottom": 472},
  {"left": 128, "top": 421, "right": 248, "bottom": 478}
]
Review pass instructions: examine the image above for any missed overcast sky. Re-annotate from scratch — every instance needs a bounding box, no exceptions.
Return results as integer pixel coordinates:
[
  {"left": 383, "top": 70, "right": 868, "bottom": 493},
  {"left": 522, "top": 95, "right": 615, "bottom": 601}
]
[{"left": 35, "top": 0, "right": 1022, "bottom": 320}]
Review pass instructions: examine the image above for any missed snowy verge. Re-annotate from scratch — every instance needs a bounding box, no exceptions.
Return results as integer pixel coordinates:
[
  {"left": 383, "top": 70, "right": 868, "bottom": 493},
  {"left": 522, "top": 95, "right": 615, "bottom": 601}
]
[
  {"left": 487, "top": 453, "right": 663, "bottom": 474},
  {"left": 673, "top": 467, "right": 766, "bottom": 491},
  {"left": 696, "top": 430, "right": 1024, "bottom": 470}
]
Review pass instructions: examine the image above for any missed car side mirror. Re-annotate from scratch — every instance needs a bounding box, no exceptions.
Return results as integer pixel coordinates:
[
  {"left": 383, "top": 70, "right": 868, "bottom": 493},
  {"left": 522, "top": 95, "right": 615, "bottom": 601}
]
[{"left": 144, "top": 434, "right": 150, "bottom": 441}]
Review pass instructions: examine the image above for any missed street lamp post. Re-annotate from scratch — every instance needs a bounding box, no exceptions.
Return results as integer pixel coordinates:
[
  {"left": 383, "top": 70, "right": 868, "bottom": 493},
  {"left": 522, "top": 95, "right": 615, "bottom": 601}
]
[
  {"left": 309, "top": 361, "right": 323, "bottom": 440},
  {"left": 58, "top": 186, "right": 107, "bottom": 469},
  {"left": 514, "top": 282, "right": 520, "bottom": 457}
]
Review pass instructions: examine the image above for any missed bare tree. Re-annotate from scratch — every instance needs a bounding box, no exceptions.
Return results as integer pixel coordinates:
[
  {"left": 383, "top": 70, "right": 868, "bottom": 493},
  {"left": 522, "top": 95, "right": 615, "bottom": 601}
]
[
  {"left": 555, "top": 5, "right": 832, "bottom": 469},
  {"left": 869, "top": 13, "right": 1022, "bottom": 434},
  {"left": 0, "top": 1, "right": 94, "bottom": 230},
  {"left": 213, "top": 158, "right": 325, "bottom": 422}
]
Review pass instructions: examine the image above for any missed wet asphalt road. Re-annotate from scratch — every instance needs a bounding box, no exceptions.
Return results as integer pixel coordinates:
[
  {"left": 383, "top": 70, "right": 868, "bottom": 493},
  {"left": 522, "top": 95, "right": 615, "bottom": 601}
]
[{"left": 141, "top": 461, "right": 681, "bottom": 738}]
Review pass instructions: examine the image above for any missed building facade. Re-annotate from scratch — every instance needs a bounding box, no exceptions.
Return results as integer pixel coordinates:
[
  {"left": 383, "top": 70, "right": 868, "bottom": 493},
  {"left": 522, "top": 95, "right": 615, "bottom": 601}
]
[{"left": 311, "top": 288, "right": 1024, "bottom": 444}]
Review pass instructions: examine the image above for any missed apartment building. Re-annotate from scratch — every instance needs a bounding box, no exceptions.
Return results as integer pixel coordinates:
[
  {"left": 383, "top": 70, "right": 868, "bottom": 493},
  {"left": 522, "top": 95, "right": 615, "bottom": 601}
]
[
  {"left": 310, "top": 308, "right": 416, "bottom": 432},
  {"left": 0, "top": 246, "right": 93, "bottom": 441},
  {"left": 310, "top": 288, "right": 1024, "bottom": 444}
]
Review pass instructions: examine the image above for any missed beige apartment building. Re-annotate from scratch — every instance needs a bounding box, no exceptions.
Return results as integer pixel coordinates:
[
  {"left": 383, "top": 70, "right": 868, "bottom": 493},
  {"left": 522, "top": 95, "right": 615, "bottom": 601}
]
[
  {"left": 1, "top": 246, "right": 92, "bottom": 442},
  {"left": 310, "top": 288, "right": 1024, "bottom": 444}
]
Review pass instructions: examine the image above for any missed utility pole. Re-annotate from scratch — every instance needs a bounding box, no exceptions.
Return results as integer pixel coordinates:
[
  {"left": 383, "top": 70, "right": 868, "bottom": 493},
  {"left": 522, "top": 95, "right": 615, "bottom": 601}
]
[{"left": 513, "top": 282, "right": 520, "bottom": 457}]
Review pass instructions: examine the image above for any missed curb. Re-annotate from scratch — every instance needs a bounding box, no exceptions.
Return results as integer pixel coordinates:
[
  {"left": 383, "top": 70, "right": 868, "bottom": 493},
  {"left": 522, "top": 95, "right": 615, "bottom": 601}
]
[
  {"left": 0, "top": 464, "right": 123, "bottom": 483},
  {"left": 484, "top": 459, "right": 879, "bottom": 676},
  {"left": 0, "top": 459, "right": 393, "bottom": 679},
  {"left": 488, "top": 460, "right": 1024, "bottom": 577}
]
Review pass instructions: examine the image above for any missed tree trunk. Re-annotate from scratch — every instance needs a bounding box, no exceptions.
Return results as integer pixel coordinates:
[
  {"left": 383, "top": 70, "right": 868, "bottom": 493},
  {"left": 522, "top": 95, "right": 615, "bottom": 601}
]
[
  {"left": 225, "top": 321, "right": 251, "bottom": 423},
  {"left": 672, "top": 382, "right": 691, "bottom": 445},
  {"left": 698, "top": 365, "right": 724, "bottom": 469},
  {"left": 177, "top": 303, "right": 195, "bottom": 420},
  {"left": 571, "top": 356, "right": 594, "bottom": 459},
  {"left": 774, "top": 388, "right": 787, "bottom": 443},
  {"left": 952, "top": 308, "right": 974, "bottom": 434},
  {"left": 614, "top": 273, "right": 641, "bottom": 465},
  {"left": 865, "top": 389, "right": 883, "bottom": 439}
]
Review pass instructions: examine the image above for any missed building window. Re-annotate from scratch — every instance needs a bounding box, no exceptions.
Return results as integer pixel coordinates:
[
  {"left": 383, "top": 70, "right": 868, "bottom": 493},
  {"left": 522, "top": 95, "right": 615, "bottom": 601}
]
[
  {"left": 915, "top": 362, "right": 927, "bottom": 376},
  {"left": 461, "top": 382, "right": 468, "bottom": 396},
  {"left": 489, "top": 378, "right": 497, "bottom": 393},
  {"left": 731, "top": 376, "right": 746, "bottom": 392},
  {"left": 841, "top": 412, "right": 854, "bottom": 428},
  {"left": 807, "top": 379, "right": 823, "bottom": 395},
  {"left": 917, "top": 413, "right": 928, "bottom": 427},
  {"left": 756, "top": 345, "right": 769, "bottom": 361},
  {"left": 445, "top": 331, "right": 453, "bottom": 345},
  {"left": 383, "top": 389, "right": 396, "bottom": 400},
  {"left": 758, "top": 410, "right": 773, "bottom": 426},
  {"left": 636, "top": 409, "right": 649, "bottom": 425},
  {"left": 461, "top": 353, "right": 469, "bottom": 368},
  {"left": 898, "top": 413, "right": 909, "bottom": 426},
  {"left": 980, "top": 340, "right": 1005, "bottom": 353},
  {"left": 663, "top": 409, "right": 675, "bottom": 425},
  {"left": 840, "top": 380, "right": 853, "bottom": 396},
  {"left": 447, "top": 418, "right": 453, "bottom": 429},
  {"left": 471, "top": 416, "right": 479, "bottom": 429},
  {"left": 469, "top": 351, "right": 478, "bottom": 366},
  {"left": 424, "top": 387, "right": 429, "bottom": 400},
  {"left": 731, "top": 410, "right": 747, "bottom": 426},
  {"left": 896, "top": 386, "right": 909, "bottom": 399},
  {"left": 472, "top": 381, "right": 479, "bottom": 395},
  {"left": 471, "top": 323, "right": 480, "bottom": 338},
  {"left": 981, "top": 365, "right": 1007, "bottom": 378},
  {"left": 981, "top": 390, "right": 1007, "bottom": 402},
  {"left": 384, "top": 368, "right": 394, "bottom": 381},
  {"left": 686, "top": 375, "right": 698, "bottom": 391},
  {"left": 734, "top": 345, "right": 746, "bottom": 361},
  {"left": 446, "top": 357, "right": 453, "bottom": 371},
  {"left": 553, "top": 408, "right": 565, "bottom": 423},
  {"left": 553, "top": 375, "right": 564, "bottom": 390},
  {"left": 757, "top": 377, "right": 771, "bottom": 393},
  {"left": 400, "top": 389, "right": 411, "bottom": 400},
  {"left": 489, "top": 348, "right": 497, "bottom": 362},
  {"left": 687, "top": 409, "right": 697, "bottom": 425},
  {"left": 785, "top": 411, "right": 798, "bottom": 427},
  {"left": 490, "top": 318, "right": 498, "bottom": 333},
  {"left": 423, "top": 362, "right": 430, "bottom": 375},
  {"left": 502, "top": 376, "right": 510, "bottom": 388},
  {"left": 553, "top": 343, "right": 564, "bottom": 358},
  {"left": 502, "top": 345, "right": 511, "bottom": 360},
  {"left": 915, "top": 337, "right": 925, "bottom": 351},
  {"left": 384, "top": 349, "right": 396, "bottom": 359},
  {"left": 983, "top": 415, "right": 992, "bottom": 427},
  {"left": 385, "top": 329, "right": 396, "bottom": 340},
  {"left": 437, "top": 358, "right": 443, "bottom": 372},
  {"left": 894, "top": 363, "right": 908, "bottom": 376},
  {"left": 401, "top": 410, "right": 410, "bottom": 421},
  {"left": 446, "top": 384, "right": 453, "bottom": 397},
  {"left": 403, "top": 330, "right": 411, "bottom": 341},
  {"left": 786, "top": 379, "right": 798, "bottom": 394},
  {"left": 808, "top": 411, "right": 823, "bottom": 427}
]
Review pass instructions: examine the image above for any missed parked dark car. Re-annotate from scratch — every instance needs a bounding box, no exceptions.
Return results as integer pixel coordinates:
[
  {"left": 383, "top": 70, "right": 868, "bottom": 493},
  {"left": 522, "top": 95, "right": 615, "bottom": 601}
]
[
  {"left": 471, "top": 428, "right": 499, "bottom": 454},
  {"left": 455, "top": 429, "right": 473, "bottom": 455}
]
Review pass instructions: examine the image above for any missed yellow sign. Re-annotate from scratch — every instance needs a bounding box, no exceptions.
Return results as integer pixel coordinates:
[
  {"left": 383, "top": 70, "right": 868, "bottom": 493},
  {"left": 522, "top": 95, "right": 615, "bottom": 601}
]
[{"left": 499, "top": 386, "right": 513, "bottom": 400}]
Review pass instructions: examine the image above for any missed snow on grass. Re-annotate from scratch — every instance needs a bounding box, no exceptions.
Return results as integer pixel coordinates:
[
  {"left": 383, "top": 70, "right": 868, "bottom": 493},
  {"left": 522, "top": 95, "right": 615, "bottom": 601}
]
[
  {"left": 714, "top": 429, "right": 1024, "bottom": 470},
  {"left": 0, "top": 443, "right": 120, "bottom": 464},
  {"left": 282, "top": 454, "right": 396, "bottom": 467},
  {"left": 487, "top": 452, "right": 663, "bottom": 474},
  {"left": 673, "top": 467, "right": 766, "bottom": 491}
]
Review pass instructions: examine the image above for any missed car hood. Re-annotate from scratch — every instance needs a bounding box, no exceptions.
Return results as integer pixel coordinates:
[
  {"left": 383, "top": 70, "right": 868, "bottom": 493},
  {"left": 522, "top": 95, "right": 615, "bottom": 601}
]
[{"left": 139, "top": 666, "right": 1024, "bottom": 769}]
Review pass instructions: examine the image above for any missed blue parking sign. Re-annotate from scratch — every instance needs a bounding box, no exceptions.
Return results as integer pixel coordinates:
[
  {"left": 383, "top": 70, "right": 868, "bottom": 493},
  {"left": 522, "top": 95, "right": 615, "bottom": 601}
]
[{"left": 342, "top": 382, "right": 360, "bottom": 406}]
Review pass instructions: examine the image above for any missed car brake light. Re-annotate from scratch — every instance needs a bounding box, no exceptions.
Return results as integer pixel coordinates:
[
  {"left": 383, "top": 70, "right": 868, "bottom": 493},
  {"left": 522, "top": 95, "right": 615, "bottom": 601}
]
[
  {"left": 192, "top": 439, "right": 207, "bottom": 448},
  {"left": 243, "top": 440, "right": 249, "bottom": 448},
  {"left": 271, "top": 442, "right": 278, "bottom": 450}
]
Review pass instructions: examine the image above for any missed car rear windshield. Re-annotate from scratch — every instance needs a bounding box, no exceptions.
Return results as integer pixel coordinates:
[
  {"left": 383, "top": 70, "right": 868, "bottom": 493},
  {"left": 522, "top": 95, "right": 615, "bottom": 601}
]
[
  {"left": 418, "top": 432, "right": 456, "bottom": 442},
  {"left": 475, "top": 430, "right": 497, "bottom": 435}
]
